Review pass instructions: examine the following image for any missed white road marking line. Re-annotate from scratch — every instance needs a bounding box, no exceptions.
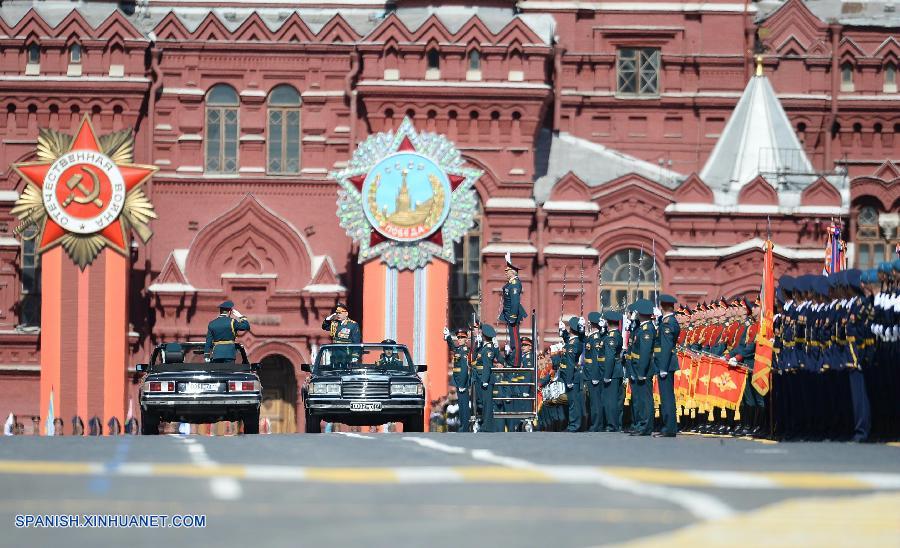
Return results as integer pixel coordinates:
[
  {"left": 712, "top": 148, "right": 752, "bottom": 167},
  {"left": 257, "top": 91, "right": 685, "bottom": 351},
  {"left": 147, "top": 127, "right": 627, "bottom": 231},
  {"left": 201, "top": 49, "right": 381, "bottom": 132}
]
[
  {"left": 335, "top": 432, "right": 375, "bottom": 440},
  {"left": 690, "top": 471, "right": 778, "bottom": 489},
  {"left": 176, "top": 438, "right": 243, "bottom": 501},
  {"left": 394, "top": 467, "right": 464, "bottom": 483},
  {"left": 406, "top": 437, "right": 735, "bottom": 521},
  {"left": 853, "top": 473, "right": 900, "bottom": 489},
  {"left": 243, "top": 466, "right": 308, "bottom": 482},
  {"left": 402, "top": 436, "right": 467, "bottom": 454}
]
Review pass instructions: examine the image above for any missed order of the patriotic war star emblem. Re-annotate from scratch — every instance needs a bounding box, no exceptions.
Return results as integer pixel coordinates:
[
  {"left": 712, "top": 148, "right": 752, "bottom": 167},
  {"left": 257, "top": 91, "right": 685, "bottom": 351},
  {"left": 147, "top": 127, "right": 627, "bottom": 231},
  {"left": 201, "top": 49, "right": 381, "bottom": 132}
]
[
  {"left": 11, "top": 115, "right": 158, "bottom": 269},
  {"left": 331, "top": 117, "right": 481, "bottom": 270}
]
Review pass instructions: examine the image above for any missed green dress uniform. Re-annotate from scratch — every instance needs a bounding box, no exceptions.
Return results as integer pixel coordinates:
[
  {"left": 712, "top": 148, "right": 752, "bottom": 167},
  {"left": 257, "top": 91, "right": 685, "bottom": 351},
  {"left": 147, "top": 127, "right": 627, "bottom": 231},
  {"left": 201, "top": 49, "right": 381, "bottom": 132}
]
[
  {"left": 474, "top": 325, "right": 497, "bottom": 432},
  {"left": 322, "top": 313, "right": 361, "bottom": 364},
  {"left": 600, "top": 314, "right": 624, "bottom": 432},
  {"left": 653, "top": 298, "right": 680, "bottom": 437},
  {"left": 560, "top": 316, "right": 585, "bottom": 432},
  {"left": 629, "top": 300, "right": 656, "bottom": 436},
  {"left": 445, "top": 333, "right": 471, "bottom": 432},
  {"left": 584, "top": 312, "right": 605, "bottom": 432},
  {"left": 205, "top": 304, "right": 250, "bottom": 362}
]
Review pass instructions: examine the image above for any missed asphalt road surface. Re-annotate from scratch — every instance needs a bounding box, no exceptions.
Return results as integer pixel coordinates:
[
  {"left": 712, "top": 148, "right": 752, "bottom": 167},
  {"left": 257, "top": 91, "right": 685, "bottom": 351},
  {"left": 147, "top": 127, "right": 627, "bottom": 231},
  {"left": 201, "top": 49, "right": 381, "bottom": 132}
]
[{"left": 1, "top": 432, "right": 899, "bottom": 548}]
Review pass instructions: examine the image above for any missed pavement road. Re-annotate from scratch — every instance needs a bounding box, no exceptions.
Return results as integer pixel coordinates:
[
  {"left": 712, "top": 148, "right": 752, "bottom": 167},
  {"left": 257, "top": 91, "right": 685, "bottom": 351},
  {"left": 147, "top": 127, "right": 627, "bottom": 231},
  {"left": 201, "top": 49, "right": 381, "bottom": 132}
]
[{"left": 1, "top": 432, "right": 899, "bottom": 548}]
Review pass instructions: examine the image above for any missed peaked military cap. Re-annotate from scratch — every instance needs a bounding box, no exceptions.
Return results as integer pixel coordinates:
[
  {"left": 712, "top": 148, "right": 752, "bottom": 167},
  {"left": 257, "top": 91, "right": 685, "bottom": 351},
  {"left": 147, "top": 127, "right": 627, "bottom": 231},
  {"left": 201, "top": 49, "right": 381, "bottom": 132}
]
[
  {"left": 480, "top": 324, "right": 496, "bottom": 338},
  {"left": 521, "top": 337, "right": 533, "bottom": 345},
  {"left": 878, "top": 261, "right": 892, "bottom": 273},
  {"left": 587, "top": 311, "right": 602, "bottom": 324},
  {"left": 455, "top": 328, "right": 469, "bottom": 337},
  {"left": 381, "top": 339, "right": 397, "bottom": 344},
  {"left": 814, "top": 276, "right": 830, "bottom": 297},
  {"left": 503, "top": 251, "right": 521, "bottom": 271},
  {"left": 334, "top": 302, "right": 349, "bottom": 311},
  {"left": 219, "top": 300, "right": 234, "bottom": 309},
  {"left": 568, "top": 316, "right": 581, "bottom": 330},
  {"left": 603, "top": 310, "right": 623, "bottom": 323},
  {"left": 845, "top": 269, "right": 862, "bottom": 290},
  {"left": 779, "top": 275, "right": 795, "bottom": 292},
  {"left": 659, "top": 294, "right": 677, "bottom": 305},
  {"left": 632, "top": 299, "right": 654, "bottom": 316}
]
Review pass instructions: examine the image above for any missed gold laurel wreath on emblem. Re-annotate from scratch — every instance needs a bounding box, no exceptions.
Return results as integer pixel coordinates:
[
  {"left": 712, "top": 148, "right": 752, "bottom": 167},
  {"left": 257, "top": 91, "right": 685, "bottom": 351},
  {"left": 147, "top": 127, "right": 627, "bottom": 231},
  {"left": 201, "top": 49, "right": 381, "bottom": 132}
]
[
  {"left": 366, "top": 172, "right": 445, "bottom": 232},
  {"left": 11, "top": 127, "right": 157, "bottom": 269}
]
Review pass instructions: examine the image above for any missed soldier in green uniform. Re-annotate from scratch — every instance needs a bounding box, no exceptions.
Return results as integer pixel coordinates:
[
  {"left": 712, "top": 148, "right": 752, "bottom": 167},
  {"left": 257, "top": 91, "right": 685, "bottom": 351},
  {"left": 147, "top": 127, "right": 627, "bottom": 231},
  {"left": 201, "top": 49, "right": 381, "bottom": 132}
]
[
  {"left": 204, "top": 300, "right": 251, "bottom": 362},
  {"left": 629, "top": 299, "right": 656, "bottom": 436},
  {"left": 499, "top": 252, "right": 528, "bottom": 368},
  {"left": 653, "top": 294, "right": 680, "bottom": 437},
  {"left": 375, "top": 339, "right": 404, "bottom": 369},
  {"left": 584, "top": 311, "right": 605, "bottom": 432},
  {"left": 321, "top": 302, "right": 361, "bottom": 364},
  {"left": 474, "top": 324, "right": 497, "bottom": 432},
  {"left": 444, "top": 327, "right": 471, "bottom": 432},
  {"left": 560, "top": 316, "right": 586, "bottom": 432},
  {"left": 600, "top": 311, "right": 625, "bottom": 432}
]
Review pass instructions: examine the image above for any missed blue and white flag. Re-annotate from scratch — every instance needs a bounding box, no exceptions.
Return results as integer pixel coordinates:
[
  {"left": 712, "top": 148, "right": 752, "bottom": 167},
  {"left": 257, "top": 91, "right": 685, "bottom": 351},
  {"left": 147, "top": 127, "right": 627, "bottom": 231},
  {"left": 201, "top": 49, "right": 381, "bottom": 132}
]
[{"left": 45, "top": 388, "right": 55, "bottom": 436}]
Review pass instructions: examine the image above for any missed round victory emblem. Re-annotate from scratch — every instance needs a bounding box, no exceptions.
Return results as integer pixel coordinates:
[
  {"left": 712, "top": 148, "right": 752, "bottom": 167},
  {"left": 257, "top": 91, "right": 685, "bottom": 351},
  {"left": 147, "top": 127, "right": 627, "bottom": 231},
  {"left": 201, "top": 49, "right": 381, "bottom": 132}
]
[
  {"left": 41, "top": 150, "right": 126, "bottom": 235},
  {"left": 362, "top": 152, "right": 451, "bottom": 242}
]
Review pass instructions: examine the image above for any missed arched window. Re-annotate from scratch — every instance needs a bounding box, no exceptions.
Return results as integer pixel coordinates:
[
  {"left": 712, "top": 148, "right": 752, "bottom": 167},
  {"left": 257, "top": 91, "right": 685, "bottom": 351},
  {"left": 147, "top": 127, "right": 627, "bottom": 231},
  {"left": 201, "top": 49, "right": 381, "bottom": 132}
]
[
  {"left": 599, "top": 248, "right": 658, "bottom": 309},
  {"left": 427, "top": 48, "right": 440, "bottom": 70},
  {"left": 26, "top": 43, "right": 40, "bottom": 64},
  {"left": 468, "top": 49, "right": 481, "bottom": 71},
  {"left": 449, "top": 201, "right": 482, "bottom": 328},
  {"left": 19, "top": 225, "right": 40, "bottom": 327},
  {"left": 205, "top": 84, "right": 239, "bottom": 173},
  {"left": 841, "top": 62, "right": 855, "bottom": 92},
  {"left": 267, "top": 85, "right": 301, "bottom": 174},
  {"left": 884, "top": 62, "right": 897, "bottom": 93},
  {"left": 854, "top": 204, "right": 891, "bottom": 269},
  {"left": 69, "top": 44, "right": 82, "bottom": 64}
]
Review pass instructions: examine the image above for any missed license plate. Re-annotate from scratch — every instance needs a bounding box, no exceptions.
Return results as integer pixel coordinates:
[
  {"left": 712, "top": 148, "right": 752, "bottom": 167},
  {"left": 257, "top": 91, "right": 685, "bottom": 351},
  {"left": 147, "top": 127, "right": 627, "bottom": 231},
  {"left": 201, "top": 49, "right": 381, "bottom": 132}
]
[
  {"left": 183, "top": 382, "right": 220, "bottom": 393},
  {"left": 350, "top": 401, "right": 382, "bottom": 412}
]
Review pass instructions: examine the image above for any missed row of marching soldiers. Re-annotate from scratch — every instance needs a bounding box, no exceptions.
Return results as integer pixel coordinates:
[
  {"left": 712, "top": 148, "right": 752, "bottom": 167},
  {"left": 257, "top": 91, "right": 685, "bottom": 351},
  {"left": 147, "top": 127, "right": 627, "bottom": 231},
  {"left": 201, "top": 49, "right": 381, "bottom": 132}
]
[{"left": 772, "top": 261, "right": 900, "bottom": 442}]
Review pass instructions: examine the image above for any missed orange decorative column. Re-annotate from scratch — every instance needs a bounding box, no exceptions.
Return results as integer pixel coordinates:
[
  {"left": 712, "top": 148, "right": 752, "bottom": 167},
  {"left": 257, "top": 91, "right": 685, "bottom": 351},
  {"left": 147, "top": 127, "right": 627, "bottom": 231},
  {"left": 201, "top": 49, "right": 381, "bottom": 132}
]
[{"left": 13, "top": 115, "right": 156, "bottom": 435}]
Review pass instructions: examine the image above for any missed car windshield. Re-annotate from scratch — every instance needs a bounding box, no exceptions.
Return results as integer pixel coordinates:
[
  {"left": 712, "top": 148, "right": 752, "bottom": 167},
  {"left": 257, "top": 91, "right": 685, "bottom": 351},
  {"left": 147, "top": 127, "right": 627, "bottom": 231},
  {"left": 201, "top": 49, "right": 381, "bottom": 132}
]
[
  {"left": 152, "top": 343, "right": 245, "bottom": 366},
  {"left": 315, "top": 345, "right": 413, "bottom": 374}
]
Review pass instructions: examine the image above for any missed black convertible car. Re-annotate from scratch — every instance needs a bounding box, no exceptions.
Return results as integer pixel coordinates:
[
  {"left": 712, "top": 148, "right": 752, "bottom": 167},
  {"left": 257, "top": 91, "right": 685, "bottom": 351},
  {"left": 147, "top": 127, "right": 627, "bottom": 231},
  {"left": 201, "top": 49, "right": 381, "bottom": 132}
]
[
  {"left": 301, "top": 343, "right": 427, "bottom": 433},
  {"left": 137, "top": 342, "right": 262, "bottom": 435}
]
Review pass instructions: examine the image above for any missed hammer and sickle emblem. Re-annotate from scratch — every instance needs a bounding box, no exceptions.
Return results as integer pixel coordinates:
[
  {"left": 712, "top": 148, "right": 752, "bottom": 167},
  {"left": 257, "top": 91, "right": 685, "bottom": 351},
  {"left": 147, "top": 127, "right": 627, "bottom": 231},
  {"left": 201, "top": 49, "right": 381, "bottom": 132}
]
[{"left": 62, "top": 166, "right": 104, "bottom": 209}]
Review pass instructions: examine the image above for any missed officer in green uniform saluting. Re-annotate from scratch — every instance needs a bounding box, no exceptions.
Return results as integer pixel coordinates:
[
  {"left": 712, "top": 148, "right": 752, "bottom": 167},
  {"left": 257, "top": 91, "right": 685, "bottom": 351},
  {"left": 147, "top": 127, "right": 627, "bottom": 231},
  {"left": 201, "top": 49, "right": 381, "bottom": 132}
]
[
  {"left": 205, "top": 300, "right": 251, "bottom": 362},
  {"left": 322, "top": 302, "right": 361, "bottom": 364},
  {"left": 444, "top": 327, "right": 471, "bottom": 432}
]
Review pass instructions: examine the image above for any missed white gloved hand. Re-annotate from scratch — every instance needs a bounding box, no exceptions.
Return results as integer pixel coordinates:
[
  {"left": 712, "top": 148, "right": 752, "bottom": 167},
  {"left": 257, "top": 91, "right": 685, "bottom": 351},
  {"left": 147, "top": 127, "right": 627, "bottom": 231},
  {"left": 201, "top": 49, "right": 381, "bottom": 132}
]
[
  {"left": 591, "top": 380, "right": 600, "bottom": 386},
  {"left": 204, "top": 357, "right": 211, "bottom": 363},
  {"left": 604, "top": 378, "right": 612, "bottom": 384},
  {"left": 326, "top": 313, "right": 337, "bottom": 321},
  {"left": 566, "top": 383, "right": 574, "bottom": 389},
  {"left": 458, "top": 387, "right": 466, "bottom": 392},
  {"left": 660, "top": 371, "right": 668, "bottom": 378},
  {"left": 482, "top": 383, "right": 489, "bottom": 389},
  {"left": 728, "top": 357, "right": 738, "bottom": 366},
  {"left": 599, "top": 318, "right": 607, "bottom": 329},
  {"left": 578, "top": 317, "right": 586, "bottom": 330},
  {"left": 443, "top": 327, "right": 450, "bottom": 338},
  {"left": 504, "top": 344, "right": 511, "bottom": 354},
  {"left": 653, "top": 307, "right": 662, "bottom": 318}
]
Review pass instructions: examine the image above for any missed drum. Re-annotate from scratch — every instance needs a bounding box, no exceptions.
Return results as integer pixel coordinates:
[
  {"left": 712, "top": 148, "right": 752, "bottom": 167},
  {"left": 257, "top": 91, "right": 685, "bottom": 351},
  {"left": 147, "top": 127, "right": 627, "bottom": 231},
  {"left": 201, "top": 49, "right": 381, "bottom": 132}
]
[{"left": 541, "top": 380, "right": 567, "bottom": 405}]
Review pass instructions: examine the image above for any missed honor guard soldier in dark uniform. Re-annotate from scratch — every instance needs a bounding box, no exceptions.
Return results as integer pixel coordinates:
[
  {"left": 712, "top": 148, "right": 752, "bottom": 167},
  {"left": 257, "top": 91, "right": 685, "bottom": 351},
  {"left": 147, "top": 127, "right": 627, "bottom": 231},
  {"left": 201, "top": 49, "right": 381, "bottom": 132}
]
[
  {"left": 559, "top": 316, "right": 586, "bottom": 432},
  {"left": 444, "top": 327, "right": 472, "bottom": 432},
  {"left": 600, "top": 311, "right": 625, "bottom": 432},
  {"left": 516, "top": 337, "right": 536, "bottom": 430},
  {"left": 584, "top": 311, "right": 605, "bottom": 432},
  {"left": 474, "top": 324, "right": 497, "bottom": 432},
  {"left": 628, "top": 299, "right": 656, "bottom": 436},
  {"left": 653, "top": 294, "right": 680, "bottom": 437},
  {"left": 205, "top": 300, "right": 251, "bottom": 362},
  {"left": 322, "top": 303, "right": 361, "bottom": 364},
  {"left": 499, "top": 252, "right": 528, "bottom": 367}
]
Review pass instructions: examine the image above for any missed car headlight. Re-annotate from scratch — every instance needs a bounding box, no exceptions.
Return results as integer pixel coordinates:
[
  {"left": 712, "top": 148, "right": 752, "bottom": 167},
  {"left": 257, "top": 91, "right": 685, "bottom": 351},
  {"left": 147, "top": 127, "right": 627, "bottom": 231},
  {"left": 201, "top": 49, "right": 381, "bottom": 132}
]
[
  {"left": 310, "top": 382, "right": 341, "bottom": 396},
  {"left": 390, "top": 383, "right": 424, "bottom": 396}
]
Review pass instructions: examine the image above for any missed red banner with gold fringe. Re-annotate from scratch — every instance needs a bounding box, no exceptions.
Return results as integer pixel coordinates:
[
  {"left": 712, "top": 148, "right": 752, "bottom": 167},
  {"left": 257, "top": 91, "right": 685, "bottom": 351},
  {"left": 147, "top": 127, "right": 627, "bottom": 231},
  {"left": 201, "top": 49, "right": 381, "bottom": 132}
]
[{"left": 752, "top": 239, "right": 775, "bottom": 395}]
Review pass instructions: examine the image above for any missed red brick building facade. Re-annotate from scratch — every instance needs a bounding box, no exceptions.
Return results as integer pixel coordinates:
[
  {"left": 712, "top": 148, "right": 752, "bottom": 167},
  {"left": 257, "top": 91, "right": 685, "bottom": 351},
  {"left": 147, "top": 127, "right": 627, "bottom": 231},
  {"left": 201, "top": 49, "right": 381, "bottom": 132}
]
[{"left": 0, "top": 0, "right": 897, "bottom": 431}]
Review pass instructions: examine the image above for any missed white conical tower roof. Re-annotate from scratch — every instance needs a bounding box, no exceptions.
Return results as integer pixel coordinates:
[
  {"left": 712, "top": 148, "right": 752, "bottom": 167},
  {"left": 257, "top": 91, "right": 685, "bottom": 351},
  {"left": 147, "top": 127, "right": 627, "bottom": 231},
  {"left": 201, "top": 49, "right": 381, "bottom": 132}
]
[{"left": 700, "top": 58, "right": 815, "bottom": 197}]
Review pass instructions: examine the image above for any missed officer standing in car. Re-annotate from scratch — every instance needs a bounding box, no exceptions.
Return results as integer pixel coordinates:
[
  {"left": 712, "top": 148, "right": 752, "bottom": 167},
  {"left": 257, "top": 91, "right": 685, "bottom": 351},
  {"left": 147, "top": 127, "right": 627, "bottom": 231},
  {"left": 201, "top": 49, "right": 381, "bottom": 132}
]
[
  {"left": 322, "top": 302, "right": 361, "bottom": 363},
  {"left": 445, "top": 327, "right": 471, "bottom": 432},
  {"left": 205, "top": 300, "right": 251, "bottom": 362}
]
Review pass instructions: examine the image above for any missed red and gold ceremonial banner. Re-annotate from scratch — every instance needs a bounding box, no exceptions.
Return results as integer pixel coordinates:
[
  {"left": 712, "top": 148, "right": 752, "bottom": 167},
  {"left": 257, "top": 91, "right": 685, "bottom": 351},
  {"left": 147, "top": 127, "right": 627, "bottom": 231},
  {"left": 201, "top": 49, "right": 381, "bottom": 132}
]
[
  {"left": 705, "top": 357, "right": 748, "bottom": 412},
  {"left": 753, "top": 239, "right": 775, "bottom": 395}
]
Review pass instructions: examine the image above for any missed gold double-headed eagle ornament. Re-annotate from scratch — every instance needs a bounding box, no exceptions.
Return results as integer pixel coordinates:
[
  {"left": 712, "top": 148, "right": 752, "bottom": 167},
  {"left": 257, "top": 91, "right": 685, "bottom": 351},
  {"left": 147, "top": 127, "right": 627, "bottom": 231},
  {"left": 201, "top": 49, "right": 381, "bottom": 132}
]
[{"left": 11, "top": 115, "right": 157, "bottom": 269}]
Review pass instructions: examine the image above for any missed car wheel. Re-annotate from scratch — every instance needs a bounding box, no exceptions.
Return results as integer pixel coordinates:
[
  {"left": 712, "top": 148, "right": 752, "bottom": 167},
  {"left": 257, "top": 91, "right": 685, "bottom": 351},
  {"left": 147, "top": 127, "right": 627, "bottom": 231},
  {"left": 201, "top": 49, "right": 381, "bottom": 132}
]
[
  {"left": 141, "top": 410, "right": 160, "bottom": 435},
  {"left": 304, "top": 411, "right": 321, "bottom": 434},
  {"left": 242, "top": 410, "right": 260, "bottom": 435},
  {"left": 402, "top": 414, "right": 424, "bottom": 433}
]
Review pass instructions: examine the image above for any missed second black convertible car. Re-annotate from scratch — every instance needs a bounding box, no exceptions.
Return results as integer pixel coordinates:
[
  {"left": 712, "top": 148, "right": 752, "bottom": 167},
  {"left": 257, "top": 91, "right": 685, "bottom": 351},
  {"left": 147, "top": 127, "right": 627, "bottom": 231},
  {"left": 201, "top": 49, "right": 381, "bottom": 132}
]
[
  {"left": 137, "top": 342, "right": 262, "bottom": 435},
  {"left": 301, "top": 343, "right": 427, "bottom": 433}
]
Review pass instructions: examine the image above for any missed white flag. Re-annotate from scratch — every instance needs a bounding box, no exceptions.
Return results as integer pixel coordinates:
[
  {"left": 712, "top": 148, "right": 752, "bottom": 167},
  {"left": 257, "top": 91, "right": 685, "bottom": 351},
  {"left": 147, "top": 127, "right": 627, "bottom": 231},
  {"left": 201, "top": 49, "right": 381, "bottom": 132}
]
[
  {"left": 3, "top": 413, "right": 13, "bottom": 436},
  {"left": 45, "top": 388, "right": 55, "bottom": 436}
]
